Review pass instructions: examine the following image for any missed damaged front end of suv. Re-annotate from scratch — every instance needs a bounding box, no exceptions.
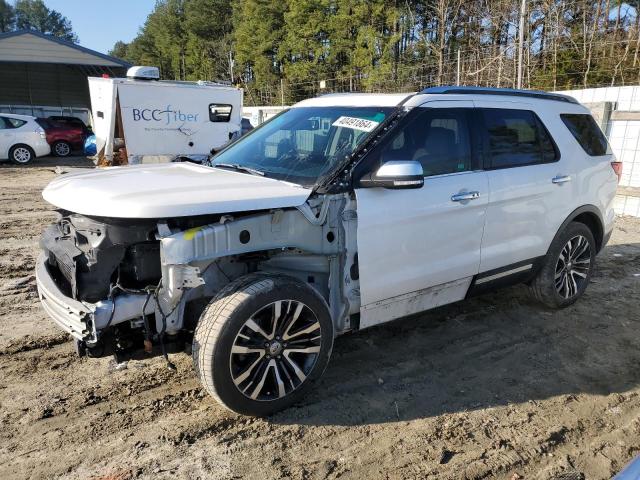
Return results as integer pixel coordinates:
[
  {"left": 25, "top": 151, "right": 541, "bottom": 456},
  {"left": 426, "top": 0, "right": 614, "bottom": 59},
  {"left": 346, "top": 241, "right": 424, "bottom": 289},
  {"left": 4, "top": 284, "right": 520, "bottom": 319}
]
[
  {"left": 37, "top": 195, "right": 357, "bottom": 361},
  {"left": 35, "top": 101, "right": 401, "bottom": 414},
  {"left": 36, "top": 89, "right": 618, "bottom": 415}
]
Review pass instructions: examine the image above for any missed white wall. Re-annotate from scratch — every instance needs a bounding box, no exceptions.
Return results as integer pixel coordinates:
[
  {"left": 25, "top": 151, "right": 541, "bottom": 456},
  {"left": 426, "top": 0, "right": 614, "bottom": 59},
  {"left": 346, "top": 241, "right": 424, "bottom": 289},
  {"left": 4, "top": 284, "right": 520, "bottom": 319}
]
[
  {"left": 242, "top": 106, "right": 288, "bottom": 126},
  {"left": 559, "top": 86, "right": 640, "bottom": 188}
]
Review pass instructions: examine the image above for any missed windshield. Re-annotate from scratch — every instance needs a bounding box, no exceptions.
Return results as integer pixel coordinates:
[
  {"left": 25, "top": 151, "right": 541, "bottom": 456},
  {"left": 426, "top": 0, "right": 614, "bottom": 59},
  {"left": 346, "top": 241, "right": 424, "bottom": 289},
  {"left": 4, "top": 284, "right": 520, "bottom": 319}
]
[{"left": 213, "top": 106, "right": 394, "bottom": 187}]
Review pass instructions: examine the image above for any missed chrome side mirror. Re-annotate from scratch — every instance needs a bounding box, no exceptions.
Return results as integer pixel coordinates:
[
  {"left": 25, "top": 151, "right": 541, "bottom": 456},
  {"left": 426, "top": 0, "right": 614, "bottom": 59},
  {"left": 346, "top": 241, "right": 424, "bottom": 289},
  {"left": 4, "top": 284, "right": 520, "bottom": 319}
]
[{"left": 359, "top": 160, "right": 424, "bottom": 189}]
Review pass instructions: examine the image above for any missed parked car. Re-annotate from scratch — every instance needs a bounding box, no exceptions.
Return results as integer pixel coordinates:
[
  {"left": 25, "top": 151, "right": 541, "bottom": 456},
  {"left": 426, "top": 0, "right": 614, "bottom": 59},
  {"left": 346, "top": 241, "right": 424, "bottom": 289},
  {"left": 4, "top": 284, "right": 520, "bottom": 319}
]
[
  {"left": 36, "top": 118, "right": 87, "bottom": 157},
  {"left": 47, "top": 116, "right": 92, "bottom": 136},
  {"left": 0, "top": 114, "right": 50, "bottom": 164},
  {"left": 36, "top": 87, "right": 618, "bottom": 416}
]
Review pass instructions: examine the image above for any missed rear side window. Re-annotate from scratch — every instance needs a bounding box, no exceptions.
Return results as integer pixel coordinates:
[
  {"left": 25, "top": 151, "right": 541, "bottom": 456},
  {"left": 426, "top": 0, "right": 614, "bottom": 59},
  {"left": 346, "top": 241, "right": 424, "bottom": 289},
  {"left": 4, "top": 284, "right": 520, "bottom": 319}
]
[
  {"left": 560, "top": 114, "right": 608, "bottom": 156},
  {"left": 482, "top": 109, "right": 558, "bottom": 169},
  {"left": 0, "top": 117, "right": 27, "bottom": 129}
]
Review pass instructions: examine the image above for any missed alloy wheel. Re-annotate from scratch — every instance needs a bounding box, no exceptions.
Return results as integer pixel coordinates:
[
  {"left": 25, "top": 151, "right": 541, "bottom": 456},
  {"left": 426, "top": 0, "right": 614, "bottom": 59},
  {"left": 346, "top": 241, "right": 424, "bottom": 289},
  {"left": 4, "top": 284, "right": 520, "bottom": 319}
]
[
  {"left": 554, "top": 234, "right": 591, "bottom": 299},
  {"left": 230, "top": 300, "right": 322, "bottom": 401},
  {"left": 13, "top": 147, "right": 32, "bottom": 163},
  {"left": 55, "top": 142, "right": 70, "bottom": 156}
]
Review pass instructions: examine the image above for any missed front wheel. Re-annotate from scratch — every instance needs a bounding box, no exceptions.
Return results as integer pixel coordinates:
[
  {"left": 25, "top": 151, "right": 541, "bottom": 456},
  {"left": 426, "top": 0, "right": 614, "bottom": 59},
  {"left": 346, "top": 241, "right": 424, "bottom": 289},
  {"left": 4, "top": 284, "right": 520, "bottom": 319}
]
[
  {"left": 193, "top": 273, "right": 334, "bottom": 416},
  {"left": 529, "top": 222, "right": 596, "bottom": 308}
]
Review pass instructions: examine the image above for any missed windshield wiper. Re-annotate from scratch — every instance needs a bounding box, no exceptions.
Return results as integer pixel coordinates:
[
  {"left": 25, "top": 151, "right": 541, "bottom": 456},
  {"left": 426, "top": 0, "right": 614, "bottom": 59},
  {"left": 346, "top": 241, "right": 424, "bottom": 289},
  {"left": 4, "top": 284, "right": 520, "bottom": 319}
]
[{"left": 214, "top": 163, "right": 264, "bottom": 176}]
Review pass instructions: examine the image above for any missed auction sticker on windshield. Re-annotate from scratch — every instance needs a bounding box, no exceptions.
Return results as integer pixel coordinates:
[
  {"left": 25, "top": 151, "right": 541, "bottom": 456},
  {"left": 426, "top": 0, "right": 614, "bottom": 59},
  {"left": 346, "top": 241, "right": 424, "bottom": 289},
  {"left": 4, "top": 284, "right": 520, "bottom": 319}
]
[{"left": 332, "top": 116, "right": 380, "bottom": 132}]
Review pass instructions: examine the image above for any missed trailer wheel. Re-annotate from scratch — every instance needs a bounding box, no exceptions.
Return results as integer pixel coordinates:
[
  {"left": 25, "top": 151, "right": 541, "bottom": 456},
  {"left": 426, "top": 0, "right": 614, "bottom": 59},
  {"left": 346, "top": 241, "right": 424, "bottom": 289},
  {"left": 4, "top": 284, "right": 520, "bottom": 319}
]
[{"left": 193, "top": 273, "right": 334, "bottom": 416}]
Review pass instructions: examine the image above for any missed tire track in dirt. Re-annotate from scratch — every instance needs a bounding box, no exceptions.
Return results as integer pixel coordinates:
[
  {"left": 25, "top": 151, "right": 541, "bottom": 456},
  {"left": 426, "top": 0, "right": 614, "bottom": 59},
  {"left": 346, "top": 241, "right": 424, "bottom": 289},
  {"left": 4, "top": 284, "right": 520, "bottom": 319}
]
[{"left": 1, "top": 160, "right": 640, "bottom": 479}]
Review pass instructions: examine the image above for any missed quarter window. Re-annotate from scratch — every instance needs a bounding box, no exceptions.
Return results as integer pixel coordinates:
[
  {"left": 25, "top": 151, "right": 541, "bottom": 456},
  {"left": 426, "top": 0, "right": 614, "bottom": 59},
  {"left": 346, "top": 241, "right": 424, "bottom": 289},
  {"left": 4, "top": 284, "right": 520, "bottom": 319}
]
[
  {"left": 209, "top": 104, "right": 232, "bottom": 122},
  {"left": 369, "top": 108, "right": 473, "bottom": 177},
  {"left": 0, "top": 116, "right": 26, "bottom": 129},
  {"left": 560, "top": 114, "right": 608, "bottom": 156},
  {"left": 482, "top": 109, "right": 558, "bottom": 168}
]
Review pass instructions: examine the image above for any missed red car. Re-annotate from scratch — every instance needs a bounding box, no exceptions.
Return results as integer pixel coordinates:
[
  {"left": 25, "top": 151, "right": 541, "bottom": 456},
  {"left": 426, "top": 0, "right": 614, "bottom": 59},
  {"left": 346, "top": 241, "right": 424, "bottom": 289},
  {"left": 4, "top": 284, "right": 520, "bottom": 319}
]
[{"left": 36, "top": 118, "right": 88, "bottom": 157}]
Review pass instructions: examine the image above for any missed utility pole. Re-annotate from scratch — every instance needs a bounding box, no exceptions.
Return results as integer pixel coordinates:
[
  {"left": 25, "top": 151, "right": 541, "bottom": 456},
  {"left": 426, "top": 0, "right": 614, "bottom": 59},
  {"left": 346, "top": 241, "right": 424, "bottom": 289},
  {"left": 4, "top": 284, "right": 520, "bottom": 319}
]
[
  {"left": 517, "top": 0, "right": 526, "bottom": 89},
  {"left": 456, "top": 49, "right": 461, "bottom": 86},
  {"left": 280, "top": 78, "right": 285, "bottom": 107}
]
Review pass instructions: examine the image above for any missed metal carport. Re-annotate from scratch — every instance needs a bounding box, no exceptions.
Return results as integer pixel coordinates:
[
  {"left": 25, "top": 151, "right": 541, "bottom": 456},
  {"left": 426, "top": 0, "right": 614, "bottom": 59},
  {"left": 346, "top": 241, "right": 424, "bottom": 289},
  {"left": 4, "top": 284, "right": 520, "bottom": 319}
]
[{"left": 0, "top": 29, "right": 130, "bottom": 123}]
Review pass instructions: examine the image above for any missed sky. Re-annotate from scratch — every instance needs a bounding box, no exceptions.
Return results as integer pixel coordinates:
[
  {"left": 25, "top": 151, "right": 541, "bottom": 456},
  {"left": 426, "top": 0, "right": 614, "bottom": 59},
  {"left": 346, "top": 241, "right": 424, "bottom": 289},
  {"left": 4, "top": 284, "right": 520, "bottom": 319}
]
[{"left": 44, "top": 0, "right": 156, "bottom": 54}]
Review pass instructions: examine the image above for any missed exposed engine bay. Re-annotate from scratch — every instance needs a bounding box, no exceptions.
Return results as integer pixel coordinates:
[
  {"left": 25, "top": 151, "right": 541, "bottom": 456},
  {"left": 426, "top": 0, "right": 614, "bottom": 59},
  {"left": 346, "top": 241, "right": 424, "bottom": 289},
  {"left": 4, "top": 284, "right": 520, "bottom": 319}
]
[
  {"left": 41, "top": 213, "right": 162, "bottom": 302},
  {"left": 37, "top": 195, "right": 360, "bottom": 361}
]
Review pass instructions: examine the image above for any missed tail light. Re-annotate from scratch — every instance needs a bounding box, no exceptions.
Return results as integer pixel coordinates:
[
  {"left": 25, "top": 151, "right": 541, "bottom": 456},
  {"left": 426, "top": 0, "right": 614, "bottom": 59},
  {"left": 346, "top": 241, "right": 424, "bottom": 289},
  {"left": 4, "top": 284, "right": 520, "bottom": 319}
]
[
  {"left": 36, "top": 127, "right": 46, "bottom": 139},
  {"left": 611, "top": 161, "right": 623, "bottom": 183}
]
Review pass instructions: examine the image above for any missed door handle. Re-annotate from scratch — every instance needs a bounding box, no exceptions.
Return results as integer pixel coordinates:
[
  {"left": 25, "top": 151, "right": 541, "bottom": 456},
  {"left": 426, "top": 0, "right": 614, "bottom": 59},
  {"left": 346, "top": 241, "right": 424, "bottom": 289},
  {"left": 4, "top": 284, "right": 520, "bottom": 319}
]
[
  {"left": 451, "top": 191, "right": 480, "bottom": 202},
  {"left": 552, "top": 175, "right": 571, "bottom": 184}
]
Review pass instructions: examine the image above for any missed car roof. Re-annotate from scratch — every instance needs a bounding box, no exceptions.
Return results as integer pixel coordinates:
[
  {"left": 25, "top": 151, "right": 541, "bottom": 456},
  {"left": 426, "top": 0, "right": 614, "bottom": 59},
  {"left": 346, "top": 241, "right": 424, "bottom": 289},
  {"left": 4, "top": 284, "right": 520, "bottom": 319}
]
[
  {"left": 0, "top": 113, "right": 35, "bottom": 120},
  {"left": 293, "top": 87, "right": 585, "bottom": 110},
  {"left": 294, "top": 93, "right": 414, "bottom": 108}
]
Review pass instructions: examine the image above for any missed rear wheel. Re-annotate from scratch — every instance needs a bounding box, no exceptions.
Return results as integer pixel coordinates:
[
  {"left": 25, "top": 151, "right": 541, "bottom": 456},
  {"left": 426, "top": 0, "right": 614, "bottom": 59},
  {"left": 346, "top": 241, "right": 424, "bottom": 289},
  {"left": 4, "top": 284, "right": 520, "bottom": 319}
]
[
  {"left": 193, "top": 273, "right": 334, "bottom": 416},
  {"left": 529, "top": 222, "right": 596, "bottom": 308},
  {"left": 53, "top": 141, "right": 71, "bottom": 157},
  {"left": 9, "top": 145, "right": 34, "bottom": 165}
]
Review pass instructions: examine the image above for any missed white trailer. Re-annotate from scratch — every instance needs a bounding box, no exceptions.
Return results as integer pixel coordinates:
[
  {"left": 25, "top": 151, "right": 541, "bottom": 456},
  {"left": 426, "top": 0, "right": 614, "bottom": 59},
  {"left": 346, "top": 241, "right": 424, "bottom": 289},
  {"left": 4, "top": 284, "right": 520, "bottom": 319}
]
[{"left": 89, "top": 66, "right": 243, "bottom": 165}]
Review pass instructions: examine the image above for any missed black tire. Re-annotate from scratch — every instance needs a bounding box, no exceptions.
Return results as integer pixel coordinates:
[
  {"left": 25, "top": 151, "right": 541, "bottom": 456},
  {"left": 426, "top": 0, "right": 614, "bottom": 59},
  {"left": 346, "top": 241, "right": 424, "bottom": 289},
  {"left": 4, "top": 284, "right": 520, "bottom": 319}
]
[
  {"left": 9, "top": 145, "right": 34, "bottom": 165},
  {"left": 529, "top": 222, "right": 596, "bottom": 308},
  {"left": 193, "top": 273, "right": 334, "bottom": 416},
  {"left": 52, "top": 141, "right": 71, "bottom": 157}
]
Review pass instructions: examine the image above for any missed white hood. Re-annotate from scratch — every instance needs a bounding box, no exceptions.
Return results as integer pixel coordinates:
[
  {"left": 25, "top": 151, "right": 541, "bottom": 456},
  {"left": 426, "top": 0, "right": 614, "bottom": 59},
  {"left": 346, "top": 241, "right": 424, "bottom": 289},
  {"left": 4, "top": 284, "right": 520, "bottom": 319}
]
[{"left": 42, "top": 163, "right": 312, "bottom": 218}]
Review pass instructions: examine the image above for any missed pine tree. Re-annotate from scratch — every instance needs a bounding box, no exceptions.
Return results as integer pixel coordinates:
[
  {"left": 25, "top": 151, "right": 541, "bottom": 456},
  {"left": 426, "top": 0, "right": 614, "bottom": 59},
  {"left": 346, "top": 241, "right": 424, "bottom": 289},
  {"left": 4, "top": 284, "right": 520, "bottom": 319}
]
[
  {"left": 0, "top": 0, "right": 15, "bottom": 32},
  {"left": 14, "top": 0, "right": 78, "bottom": 42},
  {"left": 232, "top": 0, "right": 286, "bottom": 104}
]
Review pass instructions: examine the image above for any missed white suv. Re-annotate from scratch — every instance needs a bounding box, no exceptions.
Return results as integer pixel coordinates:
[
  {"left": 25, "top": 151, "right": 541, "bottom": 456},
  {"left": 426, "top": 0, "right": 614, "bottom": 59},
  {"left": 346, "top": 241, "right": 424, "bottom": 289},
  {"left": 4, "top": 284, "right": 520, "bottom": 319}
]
[
  {"left": 36, "top": 87, "right": 618, "bottom": 415},
  {"left": 0, "top": 113, "right": 50, "bottom": 164}
]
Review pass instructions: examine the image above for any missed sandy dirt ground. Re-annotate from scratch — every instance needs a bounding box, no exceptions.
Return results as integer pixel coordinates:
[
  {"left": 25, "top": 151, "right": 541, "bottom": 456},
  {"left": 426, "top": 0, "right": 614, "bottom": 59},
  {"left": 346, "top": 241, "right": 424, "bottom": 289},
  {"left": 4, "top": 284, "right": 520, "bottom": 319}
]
[{"left": 0, "top": 157, "right": 639, "bottom": 480}]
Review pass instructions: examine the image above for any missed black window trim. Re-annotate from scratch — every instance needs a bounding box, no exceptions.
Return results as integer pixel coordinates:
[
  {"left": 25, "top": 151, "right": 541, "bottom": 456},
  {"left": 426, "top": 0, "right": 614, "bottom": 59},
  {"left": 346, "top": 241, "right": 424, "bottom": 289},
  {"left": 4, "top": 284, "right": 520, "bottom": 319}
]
[
  {"left": 209, "top": 103, "right": 233, "bottom": 123},
  {"left": 560, "top": 113, "right": 608, "bottom": 157},
  {"left": 478, "top": 108, "right": 561, "bottom": 171}
]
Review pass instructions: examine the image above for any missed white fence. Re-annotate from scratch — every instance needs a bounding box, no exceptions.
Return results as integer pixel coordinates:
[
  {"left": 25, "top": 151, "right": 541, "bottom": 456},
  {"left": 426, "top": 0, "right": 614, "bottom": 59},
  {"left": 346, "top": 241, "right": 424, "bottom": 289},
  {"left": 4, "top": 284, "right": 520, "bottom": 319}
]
[{"left": 559, "top": 86, "right": 640, "bottom": 217}]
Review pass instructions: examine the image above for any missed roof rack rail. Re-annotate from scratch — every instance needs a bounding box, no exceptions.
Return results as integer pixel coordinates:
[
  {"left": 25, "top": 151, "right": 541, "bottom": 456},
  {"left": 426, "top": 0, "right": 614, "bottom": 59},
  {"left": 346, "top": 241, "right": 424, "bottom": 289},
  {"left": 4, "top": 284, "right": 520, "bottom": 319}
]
[{"left": 421, "top": 86, "right": 579, "bottom": 104}]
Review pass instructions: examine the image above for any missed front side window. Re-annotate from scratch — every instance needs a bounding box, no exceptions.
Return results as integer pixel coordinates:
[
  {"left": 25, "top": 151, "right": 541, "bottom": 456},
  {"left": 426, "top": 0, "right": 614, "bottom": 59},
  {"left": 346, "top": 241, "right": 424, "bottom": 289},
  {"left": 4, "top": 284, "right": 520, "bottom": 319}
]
[
  {"left": 209, "top": 104, "right": 232, "bottom": 122},
  {"left": 213, "top": 106, "right": 392, "bottom": 186},
  {"left": 561, "top": 113, "right": 608, "bottom": 156},
  {"left": 360, "top": 108, "right": 472, "bottom": 177},
  {"left": 482, "top": 109, "right": 558, "bottom": 169}
]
